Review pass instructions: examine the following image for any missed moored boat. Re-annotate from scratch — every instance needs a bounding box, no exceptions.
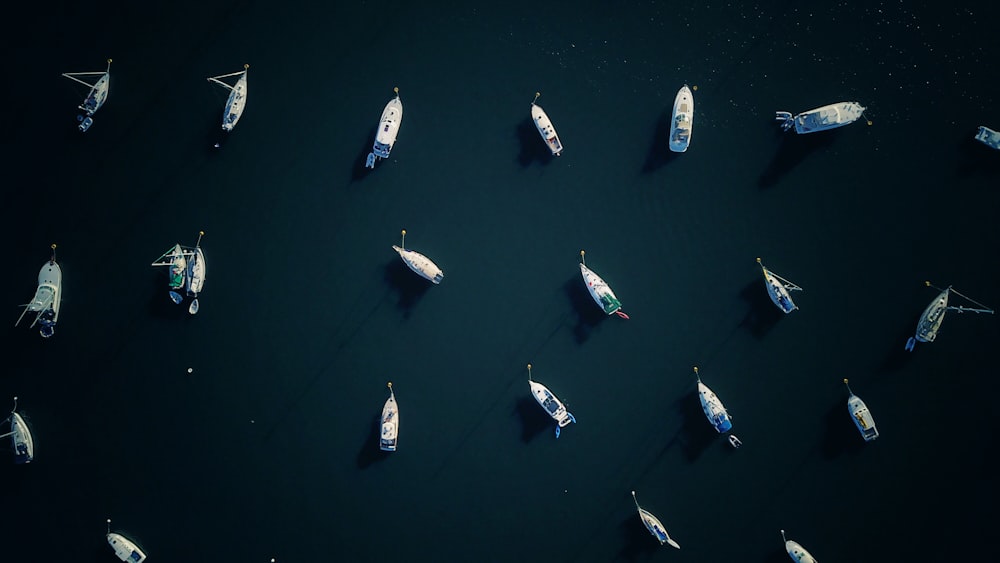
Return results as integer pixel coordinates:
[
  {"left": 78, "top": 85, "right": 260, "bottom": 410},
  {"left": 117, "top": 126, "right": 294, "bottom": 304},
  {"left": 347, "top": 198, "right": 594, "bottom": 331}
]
[
  {"left": 775, "top": 101, "right": 866, "bottom": 134},
  {"left": 15, "top": 244, "right": 61, "bottom": 338},
  {"left": 905, "top": 282, "right": 994, "bottom": 351},
  {"left": 757, "top": 258, "right": 802, "bottom": 313},
  {"left": 630, "top": 491, "right": 680, "bottom": 549},
  {"left": 366, "top": 87, "right": 403, "bottom": 168},
  {"left": 207, "top": 64, "right": 249, "bottom": 132},
  {"left": 392, "top": 229, "right": 444, "bottom": 284},
  {"left": 62, "top": 59, "right": 112, "bottom": 132},
  {"left": 843, "top": 378, "right": 878, "bottom": 442},
  {"left": 151, "top": 243, "right": 189, "bottom": 305},
  {"left": 186, "top": 231, "right": 207, "bottom": 315},
  {"left": 527, "top": 364, "right": 576, "bottom": 438},
  {"left": 380, "top": 382, "right": 399, "bottom": 452},
  {"left": 669, "top": 85, "right": 694, "bottom": 152},
  {"left": 975, "top": 125, "right": 1000, "bottom": 150},
  {"left": 579, "top": 250, "right": 629, "bottom": 319},
  {"left": 694, "top": 367, "right": 732, "bottom": 433},
  {"left": 107, "top": 519, "right": 147, "bottom": 563},
  {"left": 2, "top": 397, "right": 34, "bottom": 464},
  {"left": 531, "top": 92, "right": 563, "bottom": 156},
  {"left": 781, "top": 529, "right": 818, "bottom": 563}
]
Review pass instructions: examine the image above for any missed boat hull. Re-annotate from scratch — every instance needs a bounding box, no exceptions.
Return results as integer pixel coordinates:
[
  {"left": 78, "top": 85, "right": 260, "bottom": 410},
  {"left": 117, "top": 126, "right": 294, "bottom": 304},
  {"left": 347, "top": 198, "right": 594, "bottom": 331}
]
[
  {"left": 698, "top": 381, "right": 732, "bottom": 433},
  {"left": 10, "top": 412, "right": 33, "bottom": 464},
  {"left": 669, "top": 85, "right": 694, "bottom": 152},
  {"left": 529, "top": 380, "right": 575, "bottom": 428},
  {"left": 975, "top": 125, "right": 1000, "bottom": 150},
  {"left": 784, "top": 101, "right": 865, "bottom": 134},
  {"left": 222, "top": 71, "right": 248, "bottom": 131},
  {"left": 380, "top": 393, "right": 398, "bottom": 452},
  {"left": 638, "top": 508, "right": 680, "bottom": 548},
  {"left": 785, "top": 540, "right": 818, "bottom": 563},
  {"left": 372, "top": 96, "right": 403, "bottom": 158},
  {"left": 32, "top": 260, "right": 61, "bottom": 338},
  {"left": 848, "top": 395, "right": 879, "bottom": 441},
  {"left": 107, "top": 532, "right": 146, "bottom": 563},
  {"left": 579, "top": 263, "right": 622, "bottom": 315},
  {"left": 531, "top": 103, "right": 563, "bottom": 156},
  {"left": 914, "top": 288, "right": 949, "bottom": 343},
  {"left": 393, "top": 246, "right": 444, "bottom": 284},
  {"left": 187, "top": 247, "right": 206, "bottom": 295},
  {"left": 762, "top": 268, "right": 797, "bottom": 313},
  {"left": 81, "top": 73, "right": 110, "bottom": 116}
]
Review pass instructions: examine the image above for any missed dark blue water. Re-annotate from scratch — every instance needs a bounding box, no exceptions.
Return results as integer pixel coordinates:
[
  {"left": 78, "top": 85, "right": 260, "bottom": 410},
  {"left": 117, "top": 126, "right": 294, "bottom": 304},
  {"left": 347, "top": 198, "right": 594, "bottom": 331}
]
[{"left": 4, "top": 1, "right": 1000, "bottom": 561}]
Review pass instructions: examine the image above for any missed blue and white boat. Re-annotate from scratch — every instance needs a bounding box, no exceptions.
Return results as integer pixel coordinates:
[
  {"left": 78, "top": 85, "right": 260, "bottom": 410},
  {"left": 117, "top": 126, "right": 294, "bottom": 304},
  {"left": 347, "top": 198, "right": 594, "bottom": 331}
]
[
  {"left": 2, "top": 397, "right": 34, "bottom": 464},
  {"left": 775, "top": 101, "right": 865, "bottom": 134},
  {"left": 843, "top": 379, "right": 878, "bottom": 442},
  {"left": 781, "top": 529, "right": 818, "bottom": 563},
  {"left": 62, "top": 59, "right": 111, "bottom": 132},
  {"left": 15, "top": 244, "right": 61, "bottom": 338},
  {"left": 694, "top": 367, "right": 732, "bottom": 433},
  {"left": 207, "top": 64, "right": 249, "bottom": 132},
  {"left": 668, "top": 85, "right": 694, "bottom": 153},
  {"left": 579, "top": 250, "right": 629, "bottom": 319},
  {"left": 975, "top": 125, "right": 1000, "bottom": 150},
  {"left": 366, "top": 87, "right": 403, "bottom": 168},
  {"left": 107, "top": 519, "right": 147, "bottom": 562},
  {"left": 631, "top": 491, "right": 680, "bottom": 549},
  {"left": 757, "top": 258, "right": 802, "bottom": 313},
  {"left": 905, "top": 282, "right": 994, "bottom": 351},
  {"left": 527, "top": 364, "right": 575, "bottom": 438}
]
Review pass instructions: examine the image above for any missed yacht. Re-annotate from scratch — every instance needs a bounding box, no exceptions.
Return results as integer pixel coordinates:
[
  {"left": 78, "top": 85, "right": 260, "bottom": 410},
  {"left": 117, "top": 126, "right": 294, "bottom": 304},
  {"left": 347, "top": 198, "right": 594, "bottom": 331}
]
[
  {"left": 2, "top": 397, "right": 34, "bottom": 464},
  {"left": 905, "top": 282, "right": 994, "bottom": 351},
  {"left": 975, "top": 125, "right": 1000, "bottom": 150},
  {"left": 781, "top": 529, "right": 818, "bottom": 563},
  {"left": 15, "top": 244, "right": 61, "bottom": 338},
  {"left": 530, "top": 92, "right": 563, "bottom": 156},
  {"left": 207, "top": 64, "right": 249, "bottom": 132},
  {"left": 151, "top": 243, "right": 189, "bottom": 305},
  {"left": 380, "top": 382, "right": 398, "bottom": 452},
  {"left": 775, "top": 101, "right": 865, "bottom": 134},
  {"left": 843, "top": 379, "right": 878, "bottom": 442},
  {"left": 392, "top": 229, "right": 444, "bottom": 284},
  {"left": 62, "top": 59, "right": 112, "bottom": 131},
  {"left": 757, "top": 258, "right": 802, "bottom": 313},
  {"left": 694, "top": 367, "right": 732, "bottom": 433},
  {"left": 107, "top": 519, "right": 147, "bottom": 562},
  {"left": 527, "top": 364, "right": 576, "bottom": 438},
  {"left": 186, "top": 231, "right": 207, "bottom": 315},
  {"left": 668, "top": 85, "right": 694, "bottom": 152},
  {"left": 578, "top": 250, "right": 629, "bottom": 319},
  {"left": 631, "top": 491, "right": 681, "bottom": 548},
  {"left": 366, "top": 87, "right": 403, "bottom": 168}
]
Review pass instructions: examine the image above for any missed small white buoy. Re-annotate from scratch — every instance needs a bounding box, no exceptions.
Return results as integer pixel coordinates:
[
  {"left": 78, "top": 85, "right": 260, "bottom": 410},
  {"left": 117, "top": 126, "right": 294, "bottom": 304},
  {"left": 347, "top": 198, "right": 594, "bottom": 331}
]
[
  {"left": 187, "top": 367, "right": 193, "bottom": 374},
  {"left": 251, "top": 420, "right": 255, "bottom": 424}
]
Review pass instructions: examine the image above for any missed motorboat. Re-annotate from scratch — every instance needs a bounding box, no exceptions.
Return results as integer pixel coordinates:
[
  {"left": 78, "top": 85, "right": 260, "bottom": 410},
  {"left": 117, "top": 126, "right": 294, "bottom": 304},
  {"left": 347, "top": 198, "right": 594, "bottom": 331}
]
[
  {"left": 366, "top": 87, "right": 403, "bottom": 168},
  {"left": 380, "top": 382, "right": 398, "bottom": 452},
  {"left": 669, "top": 85, "right": 694, "bottom": 152},
  {"left": 694, "top": 367, "right": 732, "bottom": 433},
  {"left": 151, "top": 243, "right": 189, "bottom": 305},
  {"left": 530, "top": 92, "right": 563, "bottom": 156},
  {"left": 527, "top": 364, "right": 576, "bottom": 438},
  {"left": 775, "top": 101, "right": 866, "bottom": 134},
  {"left": 207, "top": 64, "right": 249, "bottom": 132},
  {"left": 578, "top": 250, "right": 629, "bottom": 319},
  {"left": 62, "top": 59, "right": 112, "bottom": 132},
  {"left": 757, "top": 258, "right": 802, "bottom": 313},
  {"left": 975, "top": 125, "right": 1000, "bottom": 150},
  {"left": 630, "top": 491, "right": 680, "bottom": 548},
  {"left": 15, "top": 244, "right": 62, "bottom": 338},
  {"left": 843, "top": 378, "right": 878, "bottom": 442},
  {"left": 392, "top": 229, "right": 444, "bottom": 284},
  {"left": 905, "top": 282, "right": 994, "bottom": 351},
  {"left": 186, "top": 231, "right": 207, "bottom": 315},
  {"left": 107, "top": 519, "right": 147, "bottom": 562},
  {"left": 781, "top": 529, "right": 818, "bottom": 563},
  {"left": 1, "top": 397, "right": 34, "bottom": 464}
]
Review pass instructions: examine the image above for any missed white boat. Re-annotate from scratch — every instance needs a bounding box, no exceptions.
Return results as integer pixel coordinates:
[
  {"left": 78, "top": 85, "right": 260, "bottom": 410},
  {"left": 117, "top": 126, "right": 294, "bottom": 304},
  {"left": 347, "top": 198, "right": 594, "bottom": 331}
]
[
  {"left": 975, "top": 125, "right": 1000, "bottom": 150},
  {"left": 781, "top": 529, "right": 818, "bottom": 563},
  {"left": 207, "top": 64, "right": 249, "bottom": 132},
  {"left": 630, "top": 491, "right": 680, "bottom": 549},
  {"left": 694, "top": 367, "right": 732, "bottom": 434},
  {"left": 527, "top": 364, "right": 576, "bottom": 438},
  {"left": 530, "top": 92, "right": 563, "bottom": 156},
  {"left": 757, "top": 258, "right": 802, "bottom": 313},
  {"left": 107, "top": 519, "right": 146, "bottom": 563},
  {"left": 728, "top": 435, "right": 743, "bottom": 448},
  {"left": 380, "top": 382, "right": 398, "bottom": 452},
  {"left": 905, "top": 282, "right": 994, "bottom": 351},
  {"left": 392, "top": 229, "right": 444, "bottom": 284},
  {"left": 579, "top": 250, "right": 629, "bottom": 319},
  {"left": 668, "top": 85, "right": 694, "bottom": 153},
  {"left": 775, "top": 101, "right": 866, "bottom": 134},
  {"left": 1, "top": 397, "right": 34, "bottom": 464},
  {"left": 62, "top": 59, "right": 112, "bottom": 132},
  {"left": 151, "top": 243, "right": 189, "bottom": 305},
  {"left": 15, "top": 244, "right": 61, "bottom": 338},
  {"left": 843, "top": 379, "right": 878, "bottom": 442},
  {"left": 186, "top": 231, "right": 207, "bottom": 315},
  {"left": 366, "top": 87, "right": 403, "bottom": 168}
]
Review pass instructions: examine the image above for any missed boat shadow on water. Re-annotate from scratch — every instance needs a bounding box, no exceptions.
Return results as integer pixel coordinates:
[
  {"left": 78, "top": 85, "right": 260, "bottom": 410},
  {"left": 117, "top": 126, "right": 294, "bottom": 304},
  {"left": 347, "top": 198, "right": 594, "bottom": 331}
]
[
  {"left": 562, "top": 277, "right": 609, "bottom": 344},
  {"left": 640, "top": 109, "right": 681, "bottom": 174},
  {"left": 356, "top": 414, "right": 391, "bottom": 469},
  {"left": 614, "top": 511, "right": 661, "bottom": 562},
  {"left": 737, "top": 279, "right": 784, "bottom": 339},
  {"left": 820, "top": 399, "right": 866, "bottom": 459},
  {"left": 383, "top": 259, "right": 431, "bottom": 318},
  {"left": 515, "top": 117, "right": 555, "bottom": 167},
  {"left": 513, "top": 396, "right": 556, "bottom": 443},
  {"left": 757, "top": 130, "right": 838, "bottom": 189},
  {"left": 676, "top": 391, "right": 719, "bottom": 462}
]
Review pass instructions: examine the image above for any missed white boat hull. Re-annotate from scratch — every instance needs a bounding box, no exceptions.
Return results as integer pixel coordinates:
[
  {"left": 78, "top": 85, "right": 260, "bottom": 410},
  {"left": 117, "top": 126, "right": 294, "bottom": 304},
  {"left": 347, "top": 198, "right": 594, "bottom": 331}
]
[
  {"left": 762, "top": 269, "right": 797, "bottom": 313},
  {"left": 697, "top": 381, "right": 732, "bottom": 433},
  {"left": 529, "top": 380, "right": 575, "bottom": 428},
  {"left": 976, "top": 125, "right": 1000, "bottom": 150},
  {"left": 785, "top": 539, "right": 818, "bottom": 563},
  {"left": 380, "top": 391, "right": 398, "bottom": 452},
  {"left": 778, "top": 101, "right": 865, "bottom": 134},
  {"left": 914, "top": 288, "right": 949, "bottom": 343},
  {"left": 579, "top": 263, "right": 624, "bottom": 316},
  {"left": 393, "top": 245, "right": 444, "bottom": 284},
  {"left": 669, "top": 85, "right": 694, "bottom": 152},
  {"left": 848, "top": 395, "right": 879, "bottom": 441},
  {"left": 372, "top": 96, "right": 403, "bottom": 159},
  {"left": 638, "top": 507, "right": 680, "bottom": 548},
  {"left": 531, "top": 103, "right": 563, "bottom": 156},
  {"left": 20, "top": 259, "right": 62, "bottom": 338},
  {"left": 222, "top": 71, "right": 248, "bottom": 131},
  {"left": 107, "top": 532, "right": 146, "bottom": 563},
  {"left": 187, "top": 247, "right": 206, "bottom": 295},
  {"left": 10, "top": 412, "right": 33, "bottom": 464}
]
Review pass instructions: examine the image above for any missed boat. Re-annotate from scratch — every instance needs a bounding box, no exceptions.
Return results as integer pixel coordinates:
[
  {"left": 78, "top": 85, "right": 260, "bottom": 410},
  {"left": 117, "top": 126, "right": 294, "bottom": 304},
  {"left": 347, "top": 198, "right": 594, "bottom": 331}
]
[
  {"left": 15, "top": 244, "right": 62, "bottom": 338},
  {"left": 905, "top": 282, "right": 994, "bottom": 351},
  {"left": 366, "top": 87, "right": 403, "bottom": 168},
  {"left": 530, "top": 92, "right": 563, "bottom": 156},
  {"left": 728, "top": 435, "right": 743, "bottom": 448},
  {"left": 62, "top": 59, "right": 112, "bottom": 132},
  {"left": 1, "top": 397, "right": 34, "bottom": 464},
  {"left": 757, "top": 258, "right": 802, "bottom": 313},
  {"left": 775, "top": 101, "right": 866, "bottom": 134},
  {"left": 527, "top": 364, "right": 576, "bottom": 438},
  {"left": 207, "top": 64, "right": 249, "bottom": 132},
  {"left": 975, "top": 125, "right": 1000, "bottom": 150},
  {"left": 630, "top": 491, "right": 681, "bottom": 549},
  {"left": 781, "top": 529, "right": 818, "bottom": 563},
  {"left": 186, "top": 231, "right": 206, "bottom": 315},
  {"left": 668, "top": 85, "right": 694, "bottom": 153},
  {"left": 151, "top": 243, "right": 189, "bottom": 305},
  {"left": 578, "top": 250, "right": 629, "bottom": 319},
  {"left": 843, "top": 379, "right": 878, "bottom": 442},
  {"left": 694, "top": 367, "right": 732, "bottom": 433},
  {"left": 392, "top": 229, "right": 444, "bottom": 284},
  {"left": 380, "top": 382, "right": 398, "bottom": 452},
  {"left": 107, "top": 519, "right": 147, "bottom": 563}
]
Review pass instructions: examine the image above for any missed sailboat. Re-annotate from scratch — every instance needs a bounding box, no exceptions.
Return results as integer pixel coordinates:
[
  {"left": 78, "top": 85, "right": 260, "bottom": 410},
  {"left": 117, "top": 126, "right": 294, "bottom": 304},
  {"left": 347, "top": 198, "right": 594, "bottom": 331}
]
[
  {"left": 757, "top": 258, "right": 802, "bottom": 313},
  {"left": 366, "top": 87, "right": 403, "bottom": 168},
  {"left": 905, "top": 282, "right": 994, "bottom": 351},
  {"left": 392, "top": 230, "right": 444, "bottom": 284},
  {"left": 843, "top": 379, "right": 878, "bottom": 442},
  {"left": 1, "top": 397, "right": 34, "bottom": 464},
  {"left": 62, "top": 59, "right": 112, "bottom": 132},
  {"left": 151, "top": 243, "right": 189, "bottom": 305},
  {"left": 694, "top": 367, "right": 733, "bottom": 434},
  {"left": 780, "top": 529, "right": 818, "bottom": 563},
  {"left": 15, "top": 244, "right": 62, "bottom": 338},
  {"left": 531, "top": 92, "right": 563, "bottom": 156},
  {"left": 186, "top": 231, "right": 207, "bottom": 315},
  {"left": 630, "top": 491, "right": 681, "bottom": 549},
  {"left": 107, "top": 519, "right": 147, "bottom": 563},
  {"left": 527, "top": 364, "right": 576, "bottom": 438},
  {"left": 207, "top": 64, "right": 249, "bottom": 132},
  {"left": 775, "top": 101, "right": 865, "bottom": 134},
  {"left": 579, "top": 250, "right": 629, "bottom": 319},
  {"left": 669, "top": 85, "right": 694, "bottom": 152},
  {"left": 379, "top": 382, "right": 399, "bottom": 452}
]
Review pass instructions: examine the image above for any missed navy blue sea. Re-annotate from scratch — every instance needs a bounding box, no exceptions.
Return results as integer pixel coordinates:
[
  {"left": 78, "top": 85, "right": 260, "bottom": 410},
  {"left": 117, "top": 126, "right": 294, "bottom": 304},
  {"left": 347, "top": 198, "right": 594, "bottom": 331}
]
[{"left": 3, "top": 1, "right": 1000, "bottom": 561}]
